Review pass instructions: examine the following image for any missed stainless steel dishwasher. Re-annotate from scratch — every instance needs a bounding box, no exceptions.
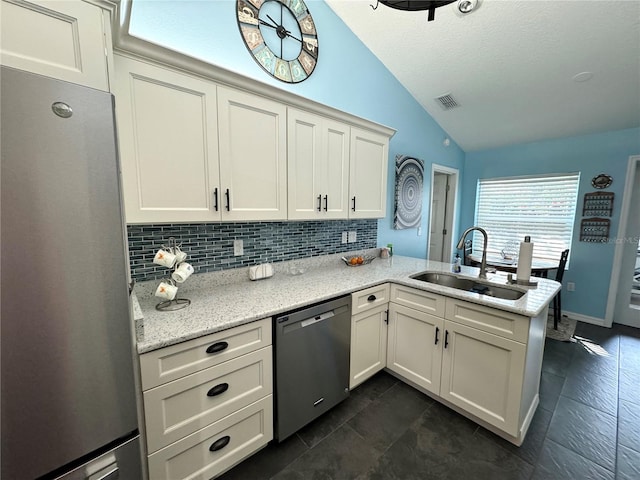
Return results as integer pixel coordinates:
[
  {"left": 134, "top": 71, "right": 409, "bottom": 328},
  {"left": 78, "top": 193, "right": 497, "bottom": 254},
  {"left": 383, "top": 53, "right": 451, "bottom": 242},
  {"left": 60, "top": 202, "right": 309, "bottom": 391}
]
[{"left": 274, "top": 295, "right": 351, "bottom": 441}]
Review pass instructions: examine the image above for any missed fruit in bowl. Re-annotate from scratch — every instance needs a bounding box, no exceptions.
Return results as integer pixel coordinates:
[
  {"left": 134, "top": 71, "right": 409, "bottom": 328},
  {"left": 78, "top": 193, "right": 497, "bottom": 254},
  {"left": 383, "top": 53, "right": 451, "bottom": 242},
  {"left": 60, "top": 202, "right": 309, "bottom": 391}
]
[{"left": 343, "top": 255, "right": 374, "bottom": 267}]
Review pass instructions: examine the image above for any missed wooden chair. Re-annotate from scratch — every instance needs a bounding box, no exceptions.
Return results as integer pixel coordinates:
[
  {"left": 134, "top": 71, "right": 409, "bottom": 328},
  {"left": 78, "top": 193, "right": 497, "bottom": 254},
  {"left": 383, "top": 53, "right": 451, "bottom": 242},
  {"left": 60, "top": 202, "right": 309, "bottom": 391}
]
[
  {"left": 553, "top": 249, "right": 570, "bottom": 330},
  {"left": 463, "top": 239, "right": 473, "bottom": 266}
]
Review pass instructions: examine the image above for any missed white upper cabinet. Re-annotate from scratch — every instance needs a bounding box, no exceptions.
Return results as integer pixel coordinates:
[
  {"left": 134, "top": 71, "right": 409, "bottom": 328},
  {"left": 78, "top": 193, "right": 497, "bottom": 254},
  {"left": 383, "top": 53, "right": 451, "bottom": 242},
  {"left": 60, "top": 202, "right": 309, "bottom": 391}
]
[
  {"left": 217, "top": 86, "right": 288, "bottom": 221},
  {"left": 113, "top": 55, "right": 392, "bottom": 224},
  {"left": 113, "top": 55, "right": 221, "bottom": 223},
  {"left": 287, "top": 108, "right": 350, "bottom": 220},
  {"left": 349, "top": 127, "right": 389, "bottom": 219},
  {"left": 1, "top": 0, "right": 110, "bottom": 91},
  {"left": 114, "top": 58, "right": 288, "bottom": 223}
]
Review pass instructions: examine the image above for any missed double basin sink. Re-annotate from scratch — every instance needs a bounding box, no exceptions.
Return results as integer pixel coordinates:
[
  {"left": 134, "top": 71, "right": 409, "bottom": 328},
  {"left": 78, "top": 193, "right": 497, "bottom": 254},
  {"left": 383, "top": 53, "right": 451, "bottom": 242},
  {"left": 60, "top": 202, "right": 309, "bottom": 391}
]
[{"left": 410, "top": 272, "right": 526, "bottom": 301}]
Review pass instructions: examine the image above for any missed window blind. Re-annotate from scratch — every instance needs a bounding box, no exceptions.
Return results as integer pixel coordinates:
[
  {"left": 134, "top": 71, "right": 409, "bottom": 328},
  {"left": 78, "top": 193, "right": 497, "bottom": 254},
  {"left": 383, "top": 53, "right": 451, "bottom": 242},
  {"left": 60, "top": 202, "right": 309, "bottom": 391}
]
[{"left": 473, "top": 173, "right": 580, "bottom": 263}]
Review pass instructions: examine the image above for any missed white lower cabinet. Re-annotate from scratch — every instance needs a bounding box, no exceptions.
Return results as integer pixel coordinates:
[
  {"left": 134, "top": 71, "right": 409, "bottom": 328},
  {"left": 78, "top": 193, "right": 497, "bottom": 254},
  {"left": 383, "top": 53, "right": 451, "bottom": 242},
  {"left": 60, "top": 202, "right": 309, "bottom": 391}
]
[
  {"left": 350, "top": 304, "right": 388, "bottom": 389},
  {"left": 387, "top": 303, "right": 443, "bottom": 396},
  {"left": 139, "top": 318, "right": 273, "bottom": 479},
  {"left": 370, "top": 284, "right": 545, "bottom": 445},
  {"left": 147, "top": 396, "right": 273, "bottom": 480},
  {"left": 439, "top": 320, "right": 525, "bottom": 436},
  {"left": 349, "top": 284, "right": 390, "bottom": 388}
]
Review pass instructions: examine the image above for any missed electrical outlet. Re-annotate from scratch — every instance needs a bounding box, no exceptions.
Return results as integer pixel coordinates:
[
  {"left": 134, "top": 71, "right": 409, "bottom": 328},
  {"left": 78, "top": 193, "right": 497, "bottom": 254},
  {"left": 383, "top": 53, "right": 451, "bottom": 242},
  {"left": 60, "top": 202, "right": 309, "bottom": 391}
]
[
  {"left": 341, "top": 231, "right": 348, "bottom": 244},
  {"left": 348, "top": 231, "right": 357, "bottom": 243},
  {"left": 233, "top": 239, "right": 243, "bottom": 256},
  {"left": 567, "top": 282, "right": 575, "bottom": 292}
]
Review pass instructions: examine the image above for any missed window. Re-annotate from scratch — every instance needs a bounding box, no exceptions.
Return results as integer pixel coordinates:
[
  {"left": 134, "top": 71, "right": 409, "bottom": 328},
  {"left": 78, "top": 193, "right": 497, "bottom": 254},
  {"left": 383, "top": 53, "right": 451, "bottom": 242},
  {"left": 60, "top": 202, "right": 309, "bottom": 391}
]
[{"left": 473, "top": 173, "right": 580, "bottom": 263}]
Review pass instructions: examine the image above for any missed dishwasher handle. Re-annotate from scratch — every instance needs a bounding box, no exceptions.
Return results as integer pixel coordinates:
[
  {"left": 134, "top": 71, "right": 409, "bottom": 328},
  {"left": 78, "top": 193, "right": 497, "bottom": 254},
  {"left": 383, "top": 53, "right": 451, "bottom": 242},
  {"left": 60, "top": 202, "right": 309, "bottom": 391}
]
[{"left": 300, "top": 310, "right": 335, "bottom": 328}]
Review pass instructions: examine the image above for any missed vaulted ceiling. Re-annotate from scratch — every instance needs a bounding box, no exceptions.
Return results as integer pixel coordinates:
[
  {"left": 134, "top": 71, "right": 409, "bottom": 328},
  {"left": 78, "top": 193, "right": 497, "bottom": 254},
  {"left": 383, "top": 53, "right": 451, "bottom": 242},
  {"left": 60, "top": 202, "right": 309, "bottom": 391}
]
[{"left": 325, "top": 0, "right": 640, "bottom": 151}]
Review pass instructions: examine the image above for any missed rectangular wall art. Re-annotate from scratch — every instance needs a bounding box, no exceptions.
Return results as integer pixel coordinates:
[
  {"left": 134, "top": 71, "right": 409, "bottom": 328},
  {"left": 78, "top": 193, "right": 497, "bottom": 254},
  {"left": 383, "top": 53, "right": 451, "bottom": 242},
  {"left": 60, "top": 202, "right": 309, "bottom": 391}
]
[{"left": 394, "top": 155, "right": 424, "bottom": 229}]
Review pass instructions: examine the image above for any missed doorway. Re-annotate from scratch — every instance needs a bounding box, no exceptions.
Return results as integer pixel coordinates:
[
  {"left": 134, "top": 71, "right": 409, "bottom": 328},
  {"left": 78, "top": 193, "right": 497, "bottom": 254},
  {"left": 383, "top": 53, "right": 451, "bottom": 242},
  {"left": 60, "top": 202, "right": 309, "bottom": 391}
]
[
  {"left": 607, "top": 155, "right": 640, "bottom": 328},
  {"left": 428, "top": 165, "right": 458, "bottom": 262}
]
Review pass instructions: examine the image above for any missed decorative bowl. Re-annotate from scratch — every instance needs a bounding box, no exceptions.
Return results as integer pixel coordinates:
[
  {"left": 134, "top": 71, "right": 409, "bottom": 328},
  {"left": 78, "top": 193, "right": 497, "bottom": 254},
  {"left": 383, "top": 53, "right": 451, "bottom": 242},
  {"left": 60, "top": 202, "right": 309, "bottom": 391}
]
[{"left": 342, "top": 254, "right": 375, "bottom": 267}]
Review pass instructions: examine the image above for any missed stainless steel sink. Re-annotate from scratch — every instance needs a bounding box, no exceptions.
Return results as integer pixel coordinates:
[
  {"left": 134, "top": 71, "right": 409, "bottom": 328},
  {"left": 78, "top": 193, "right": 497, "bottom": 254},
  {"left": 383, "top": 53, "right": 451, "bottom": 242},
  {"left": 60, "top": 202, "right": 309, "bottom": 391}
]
[{"left": 410, "top": 272, "right": 526, "bottom": 300}]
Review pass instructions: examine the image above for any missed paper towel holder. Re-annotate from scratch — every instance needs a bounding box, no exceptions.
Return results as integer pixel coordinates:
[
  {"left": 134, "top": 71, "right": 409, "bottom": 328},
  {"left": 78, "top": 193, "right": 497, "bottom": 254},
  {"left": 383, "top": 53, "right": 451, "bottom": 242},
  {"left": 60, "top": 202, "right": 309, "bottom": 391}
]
[{"left": 514, "top": 236, "right": 538, "bottom": 287}]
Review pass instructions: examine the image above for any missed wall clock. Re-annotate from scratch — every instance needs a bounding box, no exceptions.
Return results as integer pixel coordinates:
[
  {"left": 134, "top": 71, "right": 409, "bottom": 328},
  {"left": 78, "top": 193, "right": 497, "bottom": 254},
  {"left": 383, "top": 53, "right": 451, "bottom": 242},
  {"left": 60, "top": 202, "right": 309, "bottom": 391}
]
[{"left": 236, "top": 0, "right": 319, "bottom": 83}]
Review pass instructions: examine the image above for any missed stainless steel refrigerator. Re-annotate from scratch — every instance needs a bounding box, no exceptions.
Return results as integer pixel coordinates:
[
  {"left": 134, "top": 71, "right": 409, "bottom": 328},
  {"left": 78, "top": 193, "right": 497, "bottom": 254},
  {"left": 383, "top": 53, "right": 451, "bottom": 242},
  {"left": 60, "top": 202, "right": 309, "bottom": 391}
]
[{"left": 1, "top": 66, "right": 142, "bottom": 479}]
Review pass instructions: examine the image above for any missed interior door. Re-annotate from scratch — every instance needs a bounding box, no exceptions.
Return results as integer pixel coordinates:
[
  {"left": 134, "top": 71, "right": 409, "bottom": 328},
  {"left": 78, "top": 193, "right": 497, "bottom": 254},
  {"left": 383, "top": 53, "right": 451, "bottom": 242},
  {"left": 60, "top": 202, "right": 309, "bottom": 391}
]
[{"left": 429, "top": 173, "right": 448, "bottom": 261}]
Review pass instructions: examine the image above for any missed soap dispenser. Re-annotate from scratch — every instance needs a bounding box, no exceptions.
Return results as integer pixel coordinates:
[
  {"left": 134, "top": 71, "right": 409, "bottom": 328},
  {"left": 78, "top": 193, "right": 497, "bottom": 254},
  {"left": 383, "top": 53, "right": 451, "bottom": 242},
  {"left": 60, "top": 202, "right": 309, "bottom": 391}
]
[{"left": 452, "top": 253, "right": 462, "bottom": 273}]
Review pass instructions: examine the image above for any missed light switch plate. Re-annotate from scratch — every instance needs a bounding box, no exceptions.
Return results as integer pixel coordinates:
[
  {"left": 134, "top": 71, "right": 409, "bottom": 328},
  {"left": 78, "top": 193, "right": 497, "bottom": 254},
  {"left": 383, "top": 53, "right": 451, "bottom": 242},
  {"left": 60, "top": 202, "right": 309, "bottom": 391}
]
[
  {"left": 341, "top": 232, "right": 348, "bottom": 244},
  {"left": 233, "top": 239, "right": 243, "bottom": 256},
  {"left": 348, "top": 231, "right": 357, "bottom": 243}
]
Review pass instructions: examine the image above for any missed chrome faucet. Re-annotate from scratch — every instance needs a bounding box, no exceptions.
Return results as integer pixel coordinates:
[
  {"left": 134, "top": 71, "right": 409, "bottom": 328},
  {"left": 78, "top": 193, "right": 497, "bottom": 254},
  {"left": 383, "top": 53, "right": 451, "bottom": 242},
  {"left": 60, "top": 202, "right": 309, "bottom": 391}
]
[{"left": 457, "top": 226, "right": 489, "bottom": 279}]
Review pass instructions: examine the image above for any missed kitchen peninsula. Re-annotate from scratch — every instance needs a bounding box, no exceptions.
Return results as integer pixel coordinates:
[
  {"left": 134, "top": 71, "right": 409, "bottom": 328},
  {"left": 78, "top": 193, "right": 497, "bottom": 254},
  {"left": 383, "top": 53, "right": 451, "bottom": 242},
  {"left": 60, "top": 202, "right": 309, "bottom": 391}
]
[
  {"left": 133, "top": 253, "right": 560, "bottom": 354},
  {"left": 133, "top": 251, "right": 560, "bottom": 480}
]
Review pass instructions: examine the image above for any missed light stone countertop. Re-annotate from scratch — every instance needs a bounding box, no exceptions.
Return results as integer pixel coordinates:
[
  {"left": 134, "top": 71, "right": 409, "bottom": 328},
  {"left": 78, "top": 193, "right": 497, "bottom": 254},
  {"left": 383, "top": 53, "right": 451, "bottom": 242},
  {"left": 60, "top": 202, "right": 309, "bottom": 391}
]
[{"left": 133, "top": 253, "right": 561, "bottom": 354}]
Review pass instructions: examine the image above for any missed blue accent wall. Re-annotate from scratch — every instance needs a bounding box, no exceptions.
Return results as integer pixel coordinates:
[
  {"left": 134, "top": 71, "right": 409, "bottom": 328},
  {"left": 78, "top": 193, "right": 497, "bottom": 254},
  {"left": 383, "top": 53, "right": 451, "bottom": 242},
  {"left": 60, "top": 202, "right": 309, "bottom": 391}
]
[
  {"left": 128, "top": 0, "right": 465, "bottom": 259},
  {"left": 462, "top": 128, "right": 640, "bottom": 319},
  {"left": 128, "top": 2, "right": 639, "bottom": 320}
]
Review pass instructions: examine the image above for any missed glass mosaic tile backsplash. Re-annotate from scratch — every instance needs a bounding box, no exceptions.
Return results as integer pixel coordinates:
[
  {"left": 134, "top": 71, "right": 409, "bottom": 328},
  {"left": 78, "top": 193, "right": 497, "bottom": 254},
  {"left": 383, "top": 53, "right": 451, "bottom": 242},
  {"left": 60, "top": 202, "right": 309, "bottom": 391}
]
[{"left": 127, "top": 219, "right": 378, "bottom": 282}]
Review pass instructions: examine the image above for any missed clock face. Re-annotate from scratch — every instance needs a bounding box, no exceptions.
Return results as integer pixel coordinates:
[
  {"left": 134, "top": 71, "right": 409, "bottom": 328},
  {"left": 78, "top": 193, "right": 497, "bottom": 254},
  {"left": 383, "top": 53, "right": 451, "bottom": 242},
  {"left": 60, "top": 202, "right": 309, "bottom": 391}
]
[{"left": 237, "top": 0, "right": 318, "bottom": 83}]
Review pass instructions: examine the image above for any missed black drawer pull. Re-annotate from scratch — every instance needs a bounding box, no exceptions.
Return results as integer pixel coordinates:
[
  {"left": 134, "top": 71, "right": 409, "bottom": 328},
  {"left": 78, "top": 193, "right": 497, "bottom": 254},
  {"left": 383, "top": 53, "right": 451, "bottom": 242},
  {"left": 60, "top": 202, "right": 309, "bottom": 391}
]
[
  {"left": 444, "top": 330, "right": 449, "bottom": 348},
  {"left": 434, "top": 327, "right": 440, "bottom": 345},
  {"left": 367, "top": 294, "right": 377, "bottom": 302},
  {"left": 206, "top": 341, "right": 229, "bottom": 354},
  {"left": 209, "top": 435, "right": 230, "bottom": 452},
  {"left": 207, "top": 383, "right": 229, "bottom": 397}
]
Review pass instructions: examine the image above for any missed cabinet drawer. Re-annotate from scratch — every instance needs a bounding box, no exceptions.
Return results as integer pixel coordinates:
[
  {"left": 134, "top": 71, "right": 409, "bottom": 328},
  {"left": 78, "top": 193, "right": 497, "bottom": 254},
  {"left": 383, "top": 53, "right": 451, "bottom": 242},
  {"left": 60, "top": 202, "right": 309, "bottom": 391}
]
[
  {"left": 351, "top": 283, "right": 390, "bottom": 315},
  {"left": 445, "top": 299, "right": 528, "bottom": 343},
  {"left": 140, "top": 318, "right": 271, "bottom": 390},
  {"left": 144, "top": 347, "right": 272, "bottom": 454},
  {"left": 390, "top": 284, "right": 446, "bottom": 317},
  {"left": 148, "top": 395, "right": 273, "bottom": 480}
]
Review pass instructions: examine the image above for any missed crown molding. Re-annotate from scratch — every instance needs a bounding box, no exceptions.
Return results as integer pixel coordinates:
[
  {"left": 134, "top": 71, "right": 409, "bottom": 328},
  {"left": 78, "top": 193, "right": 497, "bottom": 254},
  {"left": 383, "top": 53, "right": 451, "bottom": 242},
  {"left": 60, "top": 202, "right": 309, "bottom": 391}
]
[{"left": 109, "top": 0, "right": 396, "bottom": 138}]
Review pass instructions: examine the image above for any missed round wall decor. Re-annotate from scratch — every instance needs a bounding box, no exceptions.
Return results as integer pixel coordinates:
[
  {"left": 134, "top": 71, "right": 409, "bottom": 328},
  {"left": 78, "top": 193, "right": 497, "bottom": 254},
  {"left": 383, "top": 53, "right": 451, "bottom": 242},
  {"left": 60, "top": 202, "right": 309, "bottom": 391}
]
[
  {"left": 591, "top": 173, "right": 612, "bottom": 189},
  {"left": 236, "top": 0, "right": 319, "bottom": 83},
  {"left": 394, "top": 155, "right": 424, "bottom": 229}
]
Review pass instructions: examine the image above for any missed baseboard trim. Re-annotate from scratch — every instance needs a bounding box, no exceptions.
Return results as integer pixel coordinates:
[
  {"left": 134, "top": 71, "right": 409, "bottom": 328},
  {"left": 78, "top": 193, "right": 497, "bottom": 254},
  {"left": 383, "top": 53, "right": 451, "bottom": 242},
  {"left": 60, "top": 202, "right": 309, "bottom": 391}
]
[{"left": 563, "top": 311, "right": 606, "bottom": 327}]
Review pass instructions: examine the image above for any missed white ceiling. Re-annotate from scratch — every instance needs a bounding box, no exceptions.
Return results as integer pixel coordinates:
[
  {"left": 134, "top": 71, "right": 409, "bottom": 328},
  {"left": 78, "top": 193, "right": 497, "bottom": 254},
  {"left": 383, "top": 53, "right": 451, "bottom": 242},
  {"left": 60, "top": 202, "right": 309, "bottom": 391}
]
[{"left": 325, "top": 0, "right": 640, "bottom": 151}]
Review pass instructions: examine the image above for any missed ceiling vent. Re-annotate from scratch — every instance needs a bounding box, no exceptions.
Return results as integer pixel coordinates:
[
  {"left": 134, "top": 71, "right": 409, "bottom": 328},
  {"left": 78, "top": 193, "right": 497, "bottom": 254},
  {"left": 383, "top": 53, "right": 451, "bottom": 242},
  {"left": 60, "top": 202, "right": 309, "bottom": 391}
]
[{"left": 435, "top": 93, "right": 460, "bottom": 110}]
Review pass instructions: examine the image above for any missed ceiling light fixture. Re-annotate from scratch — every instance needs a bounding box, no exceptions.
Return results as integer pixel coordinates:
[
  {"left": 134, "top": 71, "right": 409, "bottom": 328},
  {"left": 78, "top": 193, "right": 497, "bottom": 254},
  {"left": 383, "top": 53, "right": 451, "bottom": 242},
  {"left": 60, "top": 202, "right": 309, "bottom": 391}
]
[{"left": 373, "top": 1, "right": 456, "bottom": 22}]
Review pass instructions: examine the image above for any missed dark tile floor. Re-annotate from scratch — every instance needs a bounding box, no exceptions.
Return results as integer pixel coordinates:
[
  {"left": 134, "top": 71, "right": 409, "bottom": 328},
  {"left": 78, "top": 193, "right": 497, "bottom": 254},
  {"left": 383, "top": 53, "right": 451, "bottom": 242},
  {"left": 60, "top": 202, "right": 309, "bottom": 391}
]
[{"left": 219, "top": 322, "right": 640, "bottom": 480}]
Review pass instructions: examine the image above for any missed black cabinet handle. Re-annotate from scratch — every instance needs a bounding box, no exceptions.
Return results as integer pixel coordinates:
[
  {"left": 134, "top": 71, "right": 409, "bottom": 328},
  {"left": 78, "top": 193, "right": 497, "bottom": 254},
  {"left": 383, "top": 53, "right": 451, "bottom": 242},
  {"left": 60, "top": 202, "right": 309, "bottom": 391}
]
[
  {"left": 323, "top": 195, "right": 328, "bottom": 211},
  {"left": 317, "top": 195, "right": 322, "bottom": 212},
  {"left": 384, "top": 310, "right": 389, "bottom": 324},
  {"left": 444, "top": 330, "right": 449, "bottom": 348},
  {"left": 352, "top": 196, "right": 356, "bottom": 211},
  {"left": 207, "top": 383, "right": 229, "bottom": 397},
  {"left": 435, "top": 327, "right": 440, "bottom": 345},
  {"left": 367, "top": 294, "right": 376, "bottom": 302},
  {"left": 206, "top": 341, "right": 228, "bottom": 354},
  {"left": 209, "top": 435, "right": 230, "bottom": 452},
  {"left": 213, "top": 188, "right": 219, "bottom": 212},
  {"left": 225, "top": 189, "right": 230, "bottom": 211}
]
